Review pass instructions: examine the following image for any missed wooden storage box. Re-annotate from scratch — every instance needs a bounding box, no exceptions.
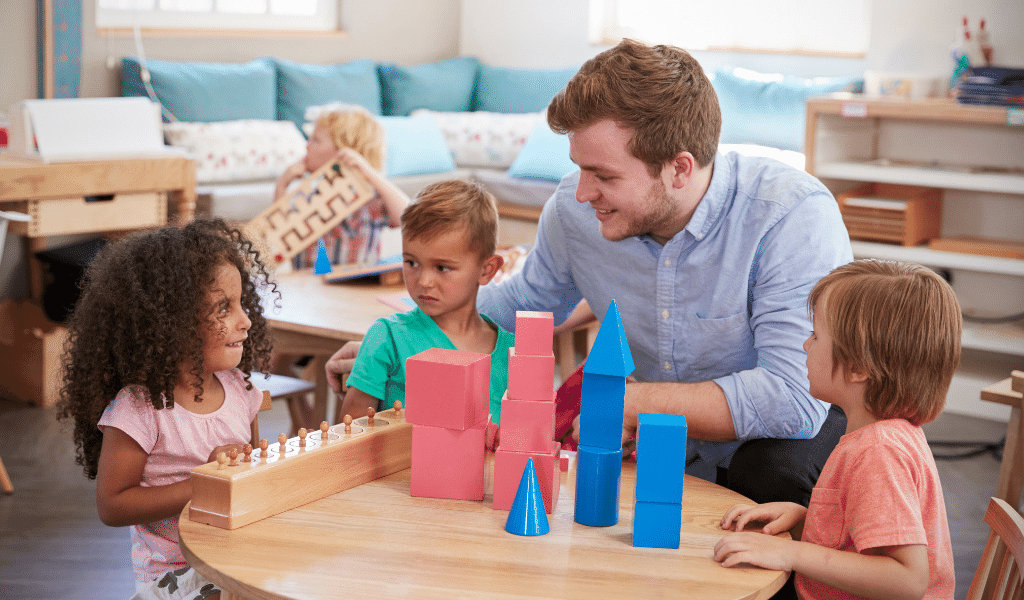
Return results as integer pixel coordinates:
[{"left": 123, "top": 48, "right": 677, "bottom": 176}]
[
  {"left": 0, "top": 300, "right": 68, "bottom": 407},
  {"left": 836, "top": 183, "right": 942, "bottom": 246},
  {"left": 7, "top": 192, "right": 166, "bottom": 237}
]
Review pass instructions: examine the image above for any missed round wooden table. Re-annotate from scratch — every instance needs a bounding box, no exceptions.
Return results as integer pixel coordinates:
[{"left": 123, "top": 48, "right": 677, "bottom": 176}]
[{"left": 180, "top": 458, "right": 787, "bottom": 600}]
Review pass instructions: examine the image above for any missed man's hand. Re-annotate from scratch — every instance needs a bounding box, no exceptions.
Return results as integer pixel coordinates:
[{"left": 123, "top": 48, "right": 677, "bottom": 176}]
[{"left": 325, "top": 341, "right": 362, "bottom": 395}]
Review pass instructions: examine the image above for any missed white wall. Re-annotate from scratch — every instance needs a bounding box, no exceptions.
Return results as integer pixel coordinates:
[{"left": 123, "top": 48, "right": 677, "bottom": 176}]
[{"left": 461, "top": 0, "right": 1024, "bottom": 79}]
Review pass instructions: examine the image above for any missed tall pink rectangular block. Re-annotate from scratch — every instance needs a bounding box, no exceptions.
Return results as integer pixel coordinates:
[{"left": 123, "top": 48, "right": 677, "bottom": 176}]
[
  {"left": 492, "top": 441, "right": 561, "bottom": 513},
  {"left": 506, "top": 348, "right": 555, "bottom": 401},
  {"left": 498, "top": 393, "right": 556, "bottom": 453},
  {"left": 404, "top": 347, "right": 489, "bottom": 431},
  {"left": 514, "top": 311, "right": 554, "bottom": 356},
  {"left": 410, "top": 420, "right": 487, "bottom": 501}
]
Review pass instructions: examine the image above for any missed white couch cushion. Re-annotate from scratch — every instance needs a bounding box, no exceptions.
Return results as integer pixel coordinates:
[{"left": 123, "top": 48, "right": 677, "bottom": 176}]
[
  {"left": 164, "top": 119, "right": 307, "bottom": 184},
  {"left": 413, "top": 109, "right": 545, "bottom": 169}
]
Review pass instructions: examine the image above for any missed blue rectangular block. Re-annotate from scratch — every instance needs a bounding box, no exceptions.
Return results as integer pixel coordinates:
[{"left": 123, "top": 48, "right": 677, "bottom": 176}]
[
  {"left": 632, "top": 500, "right": 682, "bottom": 548},
  {"left": 635, "top": 413, "right": 687, "bottom": 503},
  {"left": 579, "top": 373, "right": 625, "bottom": 451}
]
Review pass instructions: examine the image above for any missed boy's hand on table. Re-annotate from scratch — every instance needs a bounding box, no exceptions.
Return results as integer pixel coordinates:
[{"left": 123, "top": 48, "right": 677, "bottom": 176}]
[
  {"left": 714, "top": 531, "right": 796, "bottom": 571},
  {"left": 720, "top": 502, "right": 806, "bottom": 536},
  {"left": 326, "top": 341, "right": 362, "bottom": 394}
]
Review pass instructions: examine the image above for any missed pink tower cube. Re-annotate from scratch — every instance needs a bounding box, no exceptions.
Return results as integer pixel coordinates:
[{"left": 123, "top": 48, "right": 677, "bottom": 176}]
[
  {"left": 410, "top": 420, "right": 487, "bottom": 501},
  {"left": 493, "top": 441, "right": 561, "bottom": 513},
  {"left": 507, "top": 348, "right": 555, "bottom": 401},
  {"left": 405, "top": 348, "right": 489, "bottom": 430},
  {"left": 514, "top": 311, "right": 554, "bottom": 356},
  {"left": 498, "top": 392, "right": 556, "bottom": 453}
]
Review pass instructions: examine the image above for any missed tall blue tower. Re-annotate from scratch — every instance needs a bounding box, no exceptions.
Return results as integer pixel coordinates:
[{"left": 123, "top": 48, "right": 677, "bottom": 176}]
[{"left": 574, "top": 299, "right": 634, "bottom": 527}]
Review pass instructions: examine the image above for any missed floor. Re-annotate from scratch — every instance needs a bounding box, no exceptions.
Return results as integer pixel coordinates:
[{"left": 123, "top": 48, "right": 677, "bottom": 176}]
[{"left": 0, "top": 395, "right": 1014, "bottom": 600}]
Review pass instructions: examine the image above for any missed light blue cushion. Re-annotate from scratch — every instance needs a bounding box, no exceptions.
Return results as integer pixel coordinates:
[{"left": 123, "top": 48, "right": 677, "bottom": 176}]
[
  {"left": 377, "top": 57, "right": 479, "bottom": 116},
  {"left": 379, "top": 115, "right": 457, "bottom": 177},
  {"left": 472, "top": 65, "right": 578, "bottom": 113},
  {"left": 507, "top": 121, "right": 577, "bottom": 181},
  {"left": 275, "top": 58, "right": 382, "bottom": 131},
  {"left": 121, "top": 56, "right": 276, "bottom": 123},
  {"left": 712, "top": 67, "right": 863, "bottom": 152}
]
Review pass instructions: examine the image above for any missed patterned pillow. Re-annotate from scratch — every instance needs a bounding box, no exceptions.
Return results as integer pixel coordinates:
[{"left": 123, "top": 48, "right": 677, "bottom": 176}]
[
  {"left": 412, "top": 109, "right": 545, "bottom": 169},
  {"left": 163, "top": 120, "right": 307, "bottom": 184}
]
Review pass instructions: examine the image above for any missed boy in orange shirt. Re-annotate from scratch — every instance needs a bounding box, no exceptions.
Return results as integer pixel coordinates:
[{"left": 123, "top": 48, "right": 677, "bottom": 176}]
[{"left": 715, "top": 260, "right": 958, "bottom": 600}]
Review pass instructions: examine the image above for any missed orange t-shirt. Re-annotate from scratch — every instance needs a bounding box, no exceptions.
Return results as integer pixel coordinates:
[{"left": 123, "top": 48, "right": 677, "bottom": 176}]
[{"left": 796, "top": 418, "right": 954, "bottom": 600}]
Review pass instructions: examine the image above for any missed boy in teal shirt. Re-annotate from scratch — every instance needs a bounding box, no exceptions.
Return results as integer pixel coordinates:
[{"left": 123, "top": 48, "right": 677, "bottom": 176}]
[{"left": 341, "top": 180, "right": 515, "bottom": 424}]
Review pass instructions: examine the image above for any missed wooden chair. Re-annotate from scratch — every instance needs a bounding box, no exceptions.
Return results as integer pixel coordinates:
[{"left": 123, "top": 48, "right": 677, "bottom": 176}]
[
  {"left": 252, "top": 372, "right": 317, "bottom": 437},
  {"left": 966, "top": 496, "right": 1024, "bottom": 600},
  {"left": 0, "top": 209, "right": 31, "bottom": 495}
]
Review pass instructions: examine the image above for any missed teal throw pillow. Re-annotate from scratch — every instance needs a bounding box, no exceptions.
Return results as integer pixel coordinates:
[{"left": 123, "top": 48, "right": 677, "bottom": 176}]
[
  {"left": 275, "top": 58, "right": 382, "bottom": 131},
  {"left": 379, "top": 115, "right": 457, "bottom": 178},
  {"left": 507, "top": 121, "right": 577, "bottom": 181},
  {"left": 472, "top": 65, "right": 578, "bottom": 113},
  {"left": 378, "top": 57, "right": 479, "bottom": 116},
  {"left": 712, "top": 66, "right": 863, "bottom": 151},
  {"left": 121, "top": 56, "right": 276, "bottom": 123}
]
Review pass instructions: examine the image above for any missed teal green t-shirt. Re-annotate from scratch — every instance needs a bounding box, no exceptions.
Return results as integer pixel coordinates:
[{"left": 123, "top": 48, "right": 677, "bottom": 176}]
[{"left": 346, "top": 307, "right": 515, "bottom": 423}]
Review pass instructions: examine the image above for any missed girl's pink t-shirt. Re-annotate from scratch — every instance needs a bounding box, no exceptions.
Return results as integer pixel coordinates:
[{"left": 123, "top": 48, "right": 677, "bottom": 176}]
[{"left": 97, "top": 369, "right": 263, "bottom": 582}]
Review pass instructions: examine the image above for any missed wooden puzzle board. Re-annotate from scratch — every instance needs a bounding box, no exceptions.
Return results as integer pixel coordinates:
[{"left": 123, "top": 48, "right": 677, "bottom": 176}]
[
  {"left": 189, "top": 408, "right": 410, "bottom": 530},
  {"left": 244, "top": 157, "right": 374, "bottom": 267}
]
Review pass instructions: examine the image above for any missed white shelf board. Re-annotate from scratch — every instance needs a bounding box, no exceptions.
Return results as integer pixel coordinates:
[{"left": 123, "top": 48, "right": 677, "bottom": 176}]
[
  {"left": 961, "top": 321, "right": 1024, "bottom": 356},
  {"left": 850, "top": 241, "right": 1024, "bottom": 277},
  {"left": 817, "top": 162, "right": 1024, "bottom": 195}
]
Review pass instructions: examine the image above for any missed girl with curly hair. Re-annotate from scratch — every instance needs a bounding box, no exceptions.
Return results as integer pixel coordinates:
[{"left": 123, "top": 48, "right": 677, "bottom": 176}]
[{"left": 57, "top": 217, "right": 278, "bottom": 600}]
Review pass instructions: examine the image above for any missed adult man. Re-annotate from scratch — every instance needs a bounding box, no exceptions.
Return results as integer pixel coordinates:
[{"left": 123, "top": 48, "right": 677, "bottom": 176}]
[
  {"left": 328, "top": 39, "right": 852, "bottom": 504},
  {"left": 475, "top": 39, "right": 852, "bottom": 505}
]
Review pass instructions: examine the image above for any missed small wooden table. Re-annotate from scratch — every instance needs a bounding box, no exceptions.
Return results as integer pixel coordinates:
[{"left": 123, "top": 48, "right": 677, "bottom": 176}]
[
  {"left": 265, "top": 271, "right": 404, "bottom": 426},
  {"left": 0, "top": 155, "right": 197, "bottom": 301},
  {"left": 180, "top": 460, "right": 788, "bottom": 600},
  {"left": 980, "top": 371, "right": 1024, "bottom": 509}
]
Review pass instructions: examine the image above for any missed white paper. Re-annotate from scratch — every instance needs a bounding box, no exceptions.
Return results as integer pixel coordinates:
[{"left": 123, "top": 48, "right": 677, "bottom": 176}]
[
  {"left": 843, "top": 196, "right": 908, "bottom": 211},
  {"left": 22, "top": 97, "right": 169, "bottom": 161}
]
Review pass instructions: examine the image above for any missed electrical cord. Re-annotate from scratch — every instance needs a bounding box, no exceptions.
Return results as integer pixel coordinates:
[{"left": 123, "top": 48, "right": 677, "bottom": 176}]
[
  {"left": 929, "top": 436, "right": 1004, "bottom": 461},
  {"left": 133, "top": 22, "right": 179, "bottom": 123}
]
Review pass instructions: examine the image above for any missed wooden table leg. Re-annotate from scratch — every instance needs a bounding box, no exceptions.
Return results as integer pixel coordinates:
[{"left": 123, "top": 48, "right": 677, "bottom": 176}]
[{"left": 995, "top": 405, "right": 1023, "bottom": 508}]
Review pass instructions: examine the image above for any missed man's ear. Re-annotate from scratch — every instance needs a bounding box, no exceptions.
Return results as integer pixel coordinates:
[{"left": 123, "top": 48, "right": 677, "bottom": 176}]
[
  {"left": 667, "top": 151, "right": 696, "bottom": 189},
  {"left": 479, "top": 254, "right": 504, "bottom": 285}
]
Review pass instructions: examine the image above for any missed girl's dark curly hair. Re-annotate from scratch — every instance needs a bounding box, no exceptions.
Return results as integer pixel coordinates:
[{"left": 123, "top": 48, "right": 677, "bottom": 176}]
[{"left": 56, "top": 218, "right": 279, "bottom": 479}]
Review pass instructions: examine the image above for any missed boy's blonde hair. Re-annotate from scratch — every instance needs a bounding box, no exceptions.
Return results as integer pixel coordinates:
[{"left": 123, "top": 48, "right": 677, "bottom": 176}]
[
  {"left": 401, "top": 180, "right": 498, "bottom": 259},
  {"left": 315, "top": 107, "right": 386, "bottom": 171},
  {"left": 547, "top": 38, "right": 721, "bottom": 175},
  {"left": 808, "top": 260, "right": 962, "bottom": 426}
]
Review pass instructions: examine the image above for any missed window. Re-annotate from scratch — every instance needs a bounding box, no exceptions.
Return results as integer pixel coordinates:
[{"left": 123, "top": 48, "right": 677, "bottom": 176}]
[
  {"left": 590, "top": 0, "right": 869, "bottom": 56},
  {"left": 96, "top": 0, "right": 339, "bottom": 33}
]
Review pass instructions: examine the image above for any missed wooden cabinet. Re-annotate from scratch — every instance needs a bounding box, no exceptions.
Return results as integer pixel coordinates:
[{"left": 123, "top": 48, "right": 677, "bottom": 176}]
[{"left": 805, "top": 95, "right": 1024, "bottom": 416}]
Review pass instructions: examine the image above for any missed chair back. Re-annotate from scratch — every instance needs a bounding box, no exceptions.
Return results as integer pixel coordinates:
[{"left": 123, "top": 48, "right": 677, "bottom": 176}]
[
  {"left": 250, "top": 390, "right": 273, "bottom": 447},
  {"left": 966, "top": 497, "right": 1024, "bottom": 600}
]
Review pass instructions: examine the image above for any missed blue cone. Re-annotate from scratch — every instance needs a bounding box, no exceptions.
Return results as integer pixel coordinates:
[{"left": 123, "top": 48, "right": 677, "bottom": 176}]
[
  {"left": 505, "top": 458, "right": 549, "bottom": 536},
  {"left": 314, "top": 239, "right": 332, "bottom": 275}
]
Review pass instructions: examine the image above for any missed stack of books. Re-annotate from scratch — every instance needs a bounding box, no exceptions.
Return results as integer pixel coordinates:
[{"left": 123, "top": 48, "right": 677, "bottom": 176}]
[{"left": 954, "top": 67, "right": 1024, "bottom": 107}]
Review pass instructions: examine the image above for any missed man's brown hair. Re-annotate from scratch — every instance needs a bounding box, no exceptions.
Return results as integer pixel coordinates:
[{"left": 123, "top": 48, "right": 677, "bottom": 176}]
[
  {"left": 808, "top": 260, "right": 962, "bottom": 426},
  {"left": 547, "top": 38, "right": 721, "bottom": 175},
  {"left": 401, "top": 180, "right": 499, "bottom": 259}
]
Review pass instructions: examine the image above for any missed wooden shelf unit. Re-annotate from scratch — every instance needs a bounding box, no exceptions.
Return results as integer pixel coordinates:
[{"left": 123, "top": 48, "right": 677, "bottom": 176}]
[{"left": 805, "top": 94, "right": 1024, "bottom": 359}]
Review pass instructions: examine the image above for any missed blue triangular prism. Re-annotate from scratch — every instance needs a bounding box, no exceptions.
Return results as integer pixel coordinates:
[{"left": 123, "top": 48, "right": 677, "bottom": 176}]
[
  {"left": 314, "top": 239, "right": 332, "bottom": 275},
  {"left": 582, "top": 299, "right": 634, "bottom": 377},
  {"left": 505, "top": 458, "right": 550, "bottom": 536}
]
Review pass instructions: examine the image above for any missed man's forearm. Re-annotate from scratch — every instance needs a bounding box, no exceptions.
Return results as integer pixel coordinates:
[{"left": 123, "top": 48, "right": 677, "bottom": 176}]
[{"left": 623, "top": 380, "right": 736, "bottom": 441}]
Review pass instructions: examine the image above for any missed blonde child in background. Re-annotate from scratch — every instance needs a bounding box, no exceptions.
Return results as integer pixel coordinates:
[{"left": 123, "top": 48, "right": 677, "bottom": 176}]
[
  {"left": 715, "top": 260, "right": 959, "bottom": 600},
  {"left": 57, "top": 218, "right": 278, "bottom": 600},
  {"left": 275, "top": 106, "right": 410, "bottom": 269},
  {"left": 340, "top": 180, "right": 515, "bottom": 431}
]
